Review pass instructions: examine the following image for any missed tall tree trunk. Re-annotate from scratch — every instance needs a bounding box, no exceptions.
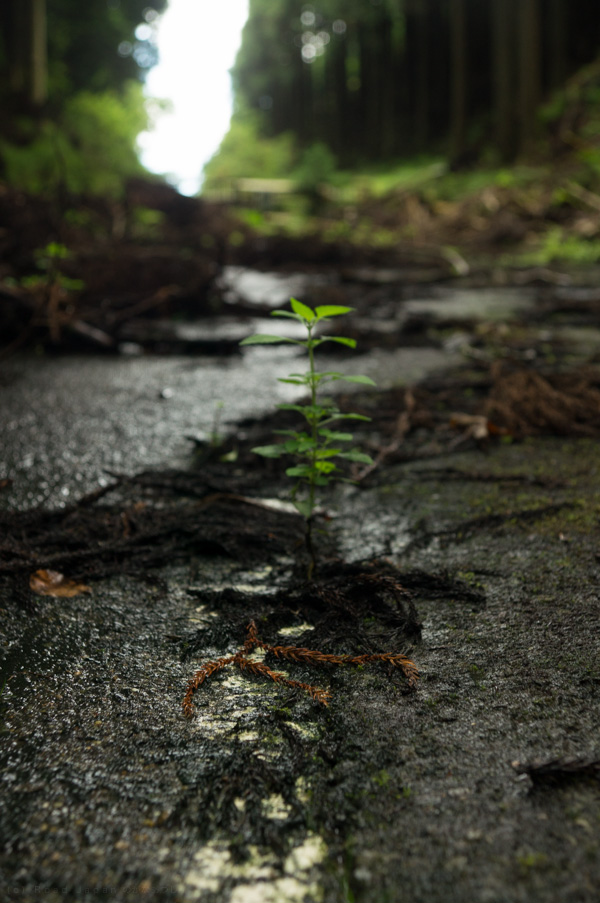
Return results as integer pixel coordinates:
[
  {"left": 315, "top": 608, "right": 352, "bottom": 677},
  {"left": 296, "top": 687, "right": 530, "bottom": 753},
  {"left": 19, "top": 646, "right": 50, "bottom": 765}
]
[
  {"left": 380, "top": 14, "right": 396, "bottom": 158},
  {"left": 396, "top": 11, "right": 413, "bottom": 155},
  {"left": 547, "top": 0, "right": 567, "bottom": 90},
  {"left": 518, "top": 0, "right": 542, "bottom": 153},
  {"left": 358, "top": 26, "right": 371, "bottom": 158},
  {"left": 364, "top": 20, "right": 385, "bottom": 159},
  {"left": 492, "top": 0, "right": 516, "bottom": 161},
  {"left": 449, "top": 0, "right": 467, "bottom": 163},
  {"left": 30, "top": 0, "right": 47, "bottom": 106},
  {"left": 414, "top": 0, "right": 430, "bottom": 149},
  {"left": 331, "top": 35, "right": 348, "bottom": 159},
  {"left": 7, "top": 0, "right": 47, "bottom": 107}
]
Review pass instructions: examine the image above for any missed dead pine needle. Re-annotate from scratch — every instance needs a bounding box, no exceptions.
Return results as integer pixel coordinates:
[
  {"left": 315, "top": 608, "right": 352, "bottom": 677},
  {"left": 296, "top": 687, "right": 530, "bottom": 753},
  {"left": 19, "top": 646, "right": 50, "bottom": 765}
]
[{"left": 182, "top": 620, "right": 418, "bottom": 717}]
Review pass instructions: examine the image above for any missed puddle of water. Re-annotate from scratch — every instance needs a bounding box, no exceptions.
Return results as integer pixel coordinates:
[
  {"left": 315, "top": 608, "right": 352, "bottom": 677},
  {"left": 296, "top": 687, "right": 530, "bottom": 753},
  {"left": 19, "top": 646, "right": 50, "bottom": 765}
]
[
  {"left": 219, "top": 266, "right": 331, "bottom": 308},
  {"left": 0, "top": 280, "right": 543, "bottom": 512},
  {"left": 403, "top": 286, "right": 536, "bottom": 322},
  {"left": 0, "top": 339, "right": 459, "bottom": 510}
]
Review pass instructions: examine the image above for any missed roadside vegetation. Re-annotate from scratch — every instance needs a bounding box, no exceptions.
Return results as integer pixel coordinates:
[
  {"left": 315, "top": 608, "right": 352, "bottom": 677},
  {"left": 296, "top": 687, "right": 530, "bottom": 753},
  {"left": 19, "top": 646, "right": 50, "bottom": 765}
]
[
  {"left": 202, "top": 66, "right": 600, "bottom": 270},
  {"left": 203, "top": 42, "right": 600, "bottom": 266}
]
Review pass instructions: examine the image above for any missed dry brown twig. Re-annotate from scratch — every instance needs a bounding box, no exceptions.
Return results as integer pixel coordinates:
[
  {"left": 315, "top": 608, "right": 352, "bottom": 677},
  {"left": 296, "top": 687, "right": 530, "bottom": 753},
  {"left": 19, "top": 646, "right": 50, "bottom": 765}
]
[
  {"left": 353, "top": 387, "right": 417, "bottom": 482},
  {"left": 182, "top": 619, "right": 418, "bottom": 717}
]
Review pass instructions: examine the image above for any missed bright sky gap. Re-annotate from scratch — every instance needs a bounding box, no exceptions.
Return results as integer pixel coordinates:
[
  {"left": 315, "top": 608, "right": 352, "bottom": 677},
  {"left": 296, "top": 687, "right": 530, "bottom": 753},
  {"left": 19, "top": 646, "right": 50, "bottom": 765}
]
[{"left": 138, "top": 0, "right": 249, "bottom": 196}]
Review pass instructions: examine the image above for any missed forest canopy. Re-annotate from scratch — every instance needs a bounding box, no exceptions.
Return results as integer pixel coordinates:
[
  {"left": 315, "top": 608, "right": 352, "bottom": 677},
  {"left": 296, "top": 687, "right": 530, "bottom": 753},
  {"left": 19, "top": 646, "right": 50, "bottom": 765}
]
[
  {"left": 207, "top": 0, "right": 600, "bottom": 182},
  {"left": 0, "top": 0, "right": 167, "bottom": 196},
  {"left": 0, "top": 0, "right": 168, "bottom": 106},
  {"left": 3, "top": 1, "right": 600, "bottom": 202}
]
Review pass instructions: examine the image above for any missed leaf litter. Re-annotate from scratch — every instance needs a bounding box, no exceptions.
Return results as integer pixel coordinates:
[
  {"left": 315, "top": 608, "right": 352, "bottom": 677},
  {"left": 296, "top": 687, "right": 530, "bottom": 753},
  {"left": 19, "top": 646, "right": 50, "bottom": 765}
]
[
  {"left": 2, "top": 352, "right": 600, "bottom": 902},
  {"left": 29, "top": 568, "right": 91, "bottom": 598}
]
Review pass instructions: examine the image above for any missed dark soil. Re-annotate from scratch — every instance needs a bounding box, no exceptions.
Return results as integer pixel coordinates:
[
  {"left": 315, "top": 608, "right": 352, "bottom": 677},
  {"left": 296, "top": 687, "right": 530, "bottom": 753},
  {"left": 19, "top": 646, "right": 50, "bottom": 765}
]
[
  {"left": 1, "top": 345, "right": 600, "bottom": 901},
  {"left": 1, "top": 183, "right": 600, "bottom": 902},
  {"left": 4, "top": 176, "right": 600, "bottom": 358}
]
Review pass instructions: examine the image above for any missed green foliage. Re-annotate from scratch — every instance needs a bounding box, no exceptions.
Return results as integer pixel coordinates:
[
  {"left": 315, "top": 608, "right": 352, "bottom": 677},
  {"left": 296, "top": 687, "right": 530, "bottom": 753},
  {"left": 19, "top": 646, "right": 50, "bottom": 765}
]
[
  {"left": 340, "top": 156, "right": 445, "bottom": 200},
  {"left": 202, "top": 111, "right": 297, "bottom": 194},
  {"left": 1, "top": 82, "right": 148, "bottom": 197},
  {"left": 0, "top": 1, "right": 168, "bottom": 199},
  {"left": 130, "top": 206, "right": 165, "bottom": 240},
  {"left": 7, "top": 242, "right": 84, "bottom": 293},
  {"left": 240, "top": 299, "right": 375, "bottom": 574},
  {"left": 533, "top": 227, "right": 600, "bottom": 265},
  {"left": 422, "top": 164, "right": 544, "bottom": 204},
  {"left": 0, "top": 0, "right": 167, "bottom": 113},
  {"left": 231, "top": 1, "right": 600, "bottom": 169},
  {"left": 231, "top": 1, "right": 298, "bottom": 123},
  {"left": 293, "top": 142, "right": 339, "bottom": 208},
  {"left": 45, "top": 0, "right": 168, "bottom": 96}
]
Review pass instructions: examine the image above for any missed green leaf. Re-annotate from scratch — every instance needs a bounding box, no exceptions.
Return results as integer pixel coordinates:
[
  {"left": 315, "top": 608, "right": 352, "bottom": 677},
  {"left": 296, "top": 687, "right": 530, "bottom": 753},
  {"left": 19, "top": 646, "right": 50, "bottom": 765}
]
[
  {"left": 318, "top": 429, "right": 353, "bottom": 441},
  {"left": 336, "top": 374, "right": 377, "bottom": 386},
  {"left": 252, "top": 444, "right": 286, "bottom": 457},
  {"left": 304, "top": 404, "right": 335, "bottom": 416},
  {"left": 315, "top": 447, "right": 342, "bottom": 458},
  {"left": 284, "top": 437, "right": 316, "bottom": 453},
  {"left": 327, "top": 413, "right": 372, "bottom": 422},
  {"left": 314, "top": 305, "right": 354, "bottom": 318},
  {"left": 271, "top": 310, "right": 303, "bottom": 320},
  {"left": 290, "top": 298, "right": 316, "bottom": 321},
  {"left": 277, "top": 377, "right": 306, "bottom": 385},
  {"left": 315, "top": 460, "right": 338, "bottom": 473},
  {"left": 338, "top": 450, "right": 374, "bottom": 464},
  {"left": 319, "top": 336, "right": 357, "bottom": 349},
  {"left": 240, "top": 334, "right": 295, "bottom": 345},
  {"left": 278, "top": 403, "right": 336, "bottom": 423},
  {"left": 293, "top": 499, "right": 313, "bottom": 518},
  {"left": 286, "top": 465, "right": 313, "bottom": 477}
]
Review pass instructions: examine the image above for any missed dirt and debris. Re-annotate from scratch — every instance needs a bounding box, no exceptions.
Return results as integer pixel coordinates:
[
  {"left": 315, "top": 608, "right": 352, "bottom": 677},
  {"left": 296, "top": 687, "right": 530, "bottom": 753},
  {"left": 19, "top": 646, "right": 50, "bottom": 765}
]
[
  {"left": 182, "top": 615, "right": 419, "bottom": 715},
  {"left": 3, "top": 352, "right": 599, "bottom": 585},
  {"left": 486, "top": 364, "right": 600, "bottom": 437},
  {"left": 1, "top": 336, "right": 600, "bottom": 902},
  {"left": 512, "top": 757, "right": 600, "bottom": 789},
  {"left": 0, "top": 488, "right": 305, "bottom": 582},
  {"left": 4, "top": 170, "right": 600, "bottom": 358},
  {"left": 1, "top": 181, "right": 600, "bottom": 900}
]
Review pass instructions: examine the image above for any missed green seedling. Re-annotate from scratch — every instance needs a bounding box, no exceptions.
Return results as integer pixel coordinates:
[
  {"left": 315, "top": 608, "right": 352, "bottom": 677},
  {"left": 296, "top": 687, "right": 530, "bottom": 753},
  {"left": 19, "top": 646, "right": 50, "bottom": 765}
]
[
  {"left": 210, "top": 400, "right": 225, "bottom": 448},
  {"left": 33, "top": 242, "right": 84, "bottom": 293},
  {"left": 12, "top": 242, "right": 84, "bottom": 294},
  {"left": 209, "top": 400, "right": 238, "bottom": 463},
  {"left": 240, "top": 297, "right": 376, "bottom": 577}
]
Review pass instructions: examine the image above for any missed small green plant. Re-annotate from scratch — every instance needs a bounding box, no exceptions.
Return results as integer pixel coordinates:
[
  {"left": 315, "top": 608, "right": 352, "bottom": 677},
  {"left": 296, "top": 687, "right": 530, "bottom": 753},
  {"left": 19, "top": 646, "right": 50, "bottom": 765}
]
[
  {"left": 2, "top": 242, "right": 85, "bottom": 344},
  {"left": 240, "top": 298, "right": 375, "bottom": 577},
  {"left": 209, "top": 400, "right": 225, "bottom": 448},
  {"left": 12, "top": 242, "right": 84, "bottom": 294}
]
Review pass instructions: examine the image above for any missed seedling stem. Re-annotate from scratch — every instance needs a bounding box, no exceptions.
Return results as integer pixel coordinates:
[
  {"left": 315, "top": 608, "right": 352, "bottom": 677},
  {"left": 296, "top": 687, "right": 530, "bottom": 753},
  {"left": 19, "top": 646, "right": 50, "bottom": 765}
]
[{"left": 240, "top": 298, "right": 375, "bottom": 578}]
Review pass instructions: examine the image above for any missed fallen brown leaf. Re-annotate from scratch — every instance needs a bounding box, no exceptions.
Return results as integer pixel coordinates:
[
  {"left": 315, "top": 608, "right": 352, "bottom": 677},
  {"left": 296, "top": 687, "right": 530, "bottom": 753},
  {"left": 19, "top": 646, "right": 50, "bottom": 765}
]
[
  {"left": 29, "top": 569, "right": 91, "bottom": 598},
  {"left": 449, "top": 412, "right": 508, "bottom": 443}
]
